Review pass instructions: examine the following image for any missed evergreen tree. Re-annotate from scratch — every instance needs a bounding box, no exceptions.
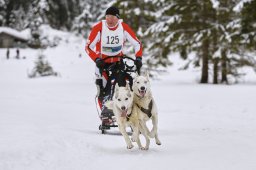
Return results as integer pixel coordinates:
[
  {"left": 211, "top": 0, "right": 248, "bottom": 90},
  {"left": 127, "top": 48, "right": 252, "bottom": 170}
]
[
  {"left": 0, "top": 0, "right": 6, "bottom": 26},
  {"left": 212, "top": 0, "right": 255, "bottom": 84},
  {"left": 72, "top": 0, "right": 109, "bottom": 38},
  {"left": 4, "top": 0, "right": 32, "bottom": 29},
  {"left": 72, "top": 3, "right": 91, "bottom": 38},
  {"left": 148, "top": 0, "right": 253, "bottom": 84},
  {"left": 143, "top": 0, "right": 172, "bottom": 68},
  {"left": 113, "top": 0, "right": 149, "bottom": 31},
  {"left": 241, "top": 0, "right": 256, "bottom": 50},
  {"left": 153, "top": 0, "right": 215, "bottom": 83},
  {"left": 87, "top": 0, "right": 109, "bottom": 21}
]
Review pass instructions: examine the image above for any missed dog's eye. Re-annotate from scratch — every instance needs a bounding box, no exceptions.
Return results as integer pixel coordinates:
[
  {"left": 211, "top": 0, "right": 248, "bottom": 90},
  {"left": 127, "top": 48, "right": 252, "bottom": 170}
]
[
  {"left": 125, "top": 98, "right": 128, "bottom": 100},
  {"left": 118, "top": 99, "right": 121, "bottom": 101},
  {"left": 137, "top": 82, "right": 139, "bottom": 84}
]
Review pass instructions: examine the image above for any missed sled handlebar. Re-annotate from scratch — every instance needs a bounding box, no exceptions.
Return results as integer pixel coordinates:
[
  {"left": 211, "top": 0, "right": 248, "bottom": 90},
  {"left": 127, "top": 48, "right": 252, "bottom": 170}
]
[
  {"left": 101, "top": 55, "right": 136, "bottom": 62},
  {"left": 101, "top": 55, "right": 139, "bottom": 74}
]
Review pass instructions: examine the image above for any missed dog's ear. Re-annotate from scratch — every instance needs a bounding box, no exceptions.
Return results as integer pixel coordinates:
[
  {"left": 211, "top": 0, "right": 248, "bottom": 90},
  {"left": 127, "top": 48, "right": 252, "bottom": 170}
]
[
  {"left": 125, "top": 82, "right": 130, "bottom": 90},
  {"left": 133, "top": 76, "right": 137, "bottom": 83},
  {"left": 145, "top": 70, "right": 150, "bottom": 81},
  {"left": 127, "top": 91, "right": 131, "bottom": 98},
  {"left": 127, "top": 90, "right": 133, "bottom": 98},
  {"left": 133, "top": 72, "right": 139, "bottom": 83},
  {"left": 115, "top": 91, "right": 119, "bottom": 99},
  {"left": 115, "top": 83, "right": 119, "bottom": 93},
  {"left": 132, "top": 78, "right": 137, "bottom": 91},
  {"left": 114, "top": 84, "right": 119, "bottom": 99},
  {"left": 134, "top": 72, "right": 139, "bottom": 77}
]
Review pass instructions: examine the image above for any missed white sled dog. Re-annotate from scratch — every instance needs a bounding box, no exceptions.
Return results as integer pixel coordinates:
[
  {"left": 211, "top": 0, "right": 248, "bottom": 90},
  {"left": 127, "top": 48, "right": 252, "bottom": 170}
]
[
  {"left": 132, "top": 72, "right": 161, "bottom": 150},
  {"left": 105, "top": 83, "right": 144, "bottom": 150}
]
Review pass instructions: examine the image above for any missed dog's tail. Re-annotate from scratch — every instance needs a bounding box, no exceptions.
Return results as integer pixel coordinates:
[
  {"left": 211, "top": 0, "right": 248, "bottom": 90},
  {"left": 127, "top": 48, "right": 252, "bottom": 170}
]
[{"left": 104, "top": 100, "right": 114, "bottom": 110}]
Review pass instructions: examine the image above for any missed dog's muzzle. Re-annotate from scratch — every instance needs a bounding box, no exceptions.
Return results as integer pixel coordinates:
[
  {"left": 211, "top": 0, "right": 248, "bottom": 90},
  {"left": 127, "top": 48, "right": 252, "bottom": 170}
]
[
  {"left": 120, "top": 106, "right": 128, "bottom": 117},
  {"left": 138, "top": 86, "right": 146, "bottom": 97}
]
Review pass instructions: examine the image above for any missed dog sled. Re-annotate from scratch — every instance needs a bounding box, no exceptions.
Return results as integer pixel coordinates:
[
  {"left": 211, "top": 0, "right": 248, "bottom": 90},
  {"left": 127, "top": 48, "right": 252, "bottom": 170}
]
[{"left": 95, "top": 56, "right": 139, "bottom": 134}]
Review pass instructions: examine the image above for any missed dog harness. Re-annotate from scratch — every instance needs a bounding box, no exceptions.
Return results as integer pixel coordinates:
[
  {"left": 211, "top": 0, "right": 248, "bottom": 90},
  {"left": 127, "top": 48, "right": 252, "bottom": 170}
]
[
  {"left": 126, "top": 113, "right": 132, "bottom": 121},
  {"left": 136, "top": 100, "right": 153, "bottom": 118}
]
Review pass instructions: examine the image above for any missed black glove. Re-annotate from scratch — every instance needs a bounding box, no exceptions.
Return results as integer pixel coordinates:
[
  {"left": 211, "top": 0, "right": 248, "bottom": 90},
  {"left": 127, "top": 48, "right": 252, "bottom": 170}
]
[
  {"left": 95, "top": 58, "right": 105, "bottom": 69},
  {"left": 135, "top": 57, "right": 142, "bottom": 70}
]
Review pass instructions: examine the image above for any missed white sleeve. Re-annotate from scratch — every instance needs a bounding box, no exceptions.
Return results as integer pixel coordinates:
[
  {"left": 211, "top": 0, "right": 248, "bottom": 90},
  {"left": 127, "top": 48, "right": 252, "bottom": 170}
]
[{"left": 89, "top": 32, "right": 101, "bottom": 52}]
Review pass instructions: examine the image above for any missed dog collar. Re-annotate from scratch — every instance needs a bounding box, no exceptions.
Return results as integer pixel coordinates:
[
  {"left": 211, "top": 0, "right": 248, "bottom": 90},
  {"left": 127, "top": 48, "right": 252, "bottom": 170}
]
[{"left": 126, "top": 112, "right": 132, "bottom": 121}]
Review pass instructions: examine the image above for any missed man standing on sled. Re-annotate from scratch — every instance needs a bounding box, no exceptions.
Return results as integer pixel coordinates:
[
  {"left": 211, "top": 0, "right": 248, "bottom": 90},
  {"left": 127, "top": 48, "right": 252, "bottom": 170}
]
[{"left": 85, "top": 6, "right": 143, "bottom": 110}]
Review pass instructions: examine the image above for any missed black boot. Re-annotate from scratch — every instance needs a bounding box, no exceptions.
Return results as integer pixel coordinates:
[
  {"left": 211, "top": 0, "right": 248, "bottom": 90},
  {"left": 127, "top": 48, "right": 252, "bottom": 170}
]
[{"left": 96, "top": 79, "right": 104, "bottom": 97}]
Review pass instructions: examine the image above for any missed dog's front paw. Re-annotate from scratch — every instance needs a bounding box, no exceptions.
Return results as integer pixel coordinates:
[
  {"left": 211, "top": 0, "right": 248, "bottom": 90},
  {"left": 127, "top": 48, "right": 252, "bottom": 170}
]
[
  {"left": 156, "top": 139, "right": 161, "bottom": 145},
  {"left": 127, "top": 143, "right": 134, "bottom": 149},
  {"left": 139, "top": 146, "right": 148, "bottom": 150}
]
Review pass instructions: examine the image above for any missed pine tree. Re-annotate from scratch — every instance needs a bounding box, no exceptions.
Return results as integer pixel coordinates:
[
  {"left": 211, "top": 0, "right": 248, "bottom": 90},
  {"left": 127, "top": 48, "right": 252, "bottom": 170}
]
[
  {"left": 153, "top": 0, "right": 215, "bottom": 83},
  {"left": 87, "top": 0, "right": 109, "bottom": 21},
  {"left": 72, "top": 0, "right": 109, "bottom": 38},
  {"left": 151, "top": 0, "right": 253, "bottom": 84},
  {"left": 72, "top": 3, "right": 91, "bottom": 38},
  {"left": 0, "top": 0, "right": 6, "bottom": 26},
  {"left": 212, "top": 0, "right": 254, "bottom": 84},
  {"left": 143, "top": 0, "right": 172, "bottom": 68},
  {"left": 3, "top": 0, "right": 32, "bottom": 29},
  {"left": 241, "top": 0, "right": 256, "bottom": 50},
  {"left": 28, "top": 53, "right": 58, "bottom": 78}
]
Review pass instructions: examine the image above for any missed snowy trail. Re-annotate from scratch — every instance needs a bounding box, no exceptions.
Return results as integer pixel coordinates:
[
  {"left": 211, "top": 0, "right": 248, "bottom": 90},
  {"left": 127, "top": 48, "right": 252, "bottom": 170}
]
[{"left": 1, "top": 41, "right": 256, "bottom": 170}]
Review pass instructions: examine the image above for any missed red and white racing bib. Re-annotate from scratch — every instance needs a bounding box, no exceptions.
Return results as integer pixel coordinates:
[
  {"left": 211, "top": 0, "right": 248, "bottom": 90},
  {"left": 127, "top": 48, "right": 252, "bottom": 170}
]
[{"left": 101, "top": 20, "right": 124, "bottom": 56}]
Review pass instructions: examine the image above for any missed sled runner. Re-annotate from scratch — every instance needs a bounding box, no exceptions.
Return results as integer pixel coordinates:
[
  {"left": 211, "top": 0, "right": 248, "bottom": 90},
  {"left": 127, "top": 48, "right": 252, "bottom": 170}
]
[{"left": 95, "top": 56, "right": 139, "bottom": 134}]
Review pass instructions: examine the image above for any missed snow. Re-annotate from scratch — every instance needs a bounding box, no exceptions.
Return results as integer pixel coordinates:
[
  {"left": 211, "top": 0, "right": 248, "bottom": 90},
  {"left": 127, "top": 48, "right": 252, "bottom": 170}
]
[
  {"left": 1, "top": 32, "right": 256, "bottom": 170},
  {"left": 134, "top": 8, "right": 141, "bottom": 15},
  {"left": 0, "top": 0, "right": 5, "bottom": 6},
  {"left": 0, "top": 27, "right": 29, "bottom": 40},
  {"left": 210, "top": 0, "right": 220, "bottom": 9},
  {"left": 212, "top": 47, "right": 221, "bottom": 59},
  {"left": 207, "top": 0, "right": 253, "bottom": 13},
  {"left": 233, "top": 0, "right": 252, "bottom": 12},
  {"left": 145, "top": 15, "right": 180, "bottom": 35},
  {"left": 38, "top": 0, "right": 49, "bottom": 11}
]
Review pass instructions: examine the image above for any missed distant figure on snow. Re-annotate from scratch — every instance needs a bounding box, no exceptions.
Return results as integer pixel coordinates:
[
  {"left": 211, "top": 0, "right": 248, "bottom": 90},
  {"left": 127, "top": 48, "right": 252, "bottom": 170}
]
[
  {"left": 6, "top": 48, "right": 10, "bottom": 60},
  {"left": 16, "top": 48, "right": 20, "bottom": 59}
]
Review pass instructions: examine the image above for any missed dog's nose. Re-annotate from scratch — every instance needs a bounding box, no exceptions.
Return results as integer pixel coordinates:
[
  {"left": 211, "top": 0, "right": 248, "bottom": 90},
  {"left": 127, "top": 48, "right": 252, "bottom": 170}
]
[
  {"left": 140, "top": 86, "right": 145, "bottom": 91},
  {"left": 121, "top": 106, "right": 126, "bottom": 111}
]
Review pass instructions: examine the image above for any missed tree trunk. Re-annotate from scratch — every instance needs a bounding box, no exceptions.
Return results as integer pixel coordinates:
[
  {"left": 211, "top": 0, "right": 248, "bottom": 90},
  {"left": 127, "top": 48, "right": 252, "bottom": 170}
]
[
  {"left": 221, "top": 49, "right": 228, "bottom": 84},
  {"left": 213, "top": 58, "right": 219, "bottom": 84},
  {"left": 200, "top": 38, "right": 209, "bottom": 83}
]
